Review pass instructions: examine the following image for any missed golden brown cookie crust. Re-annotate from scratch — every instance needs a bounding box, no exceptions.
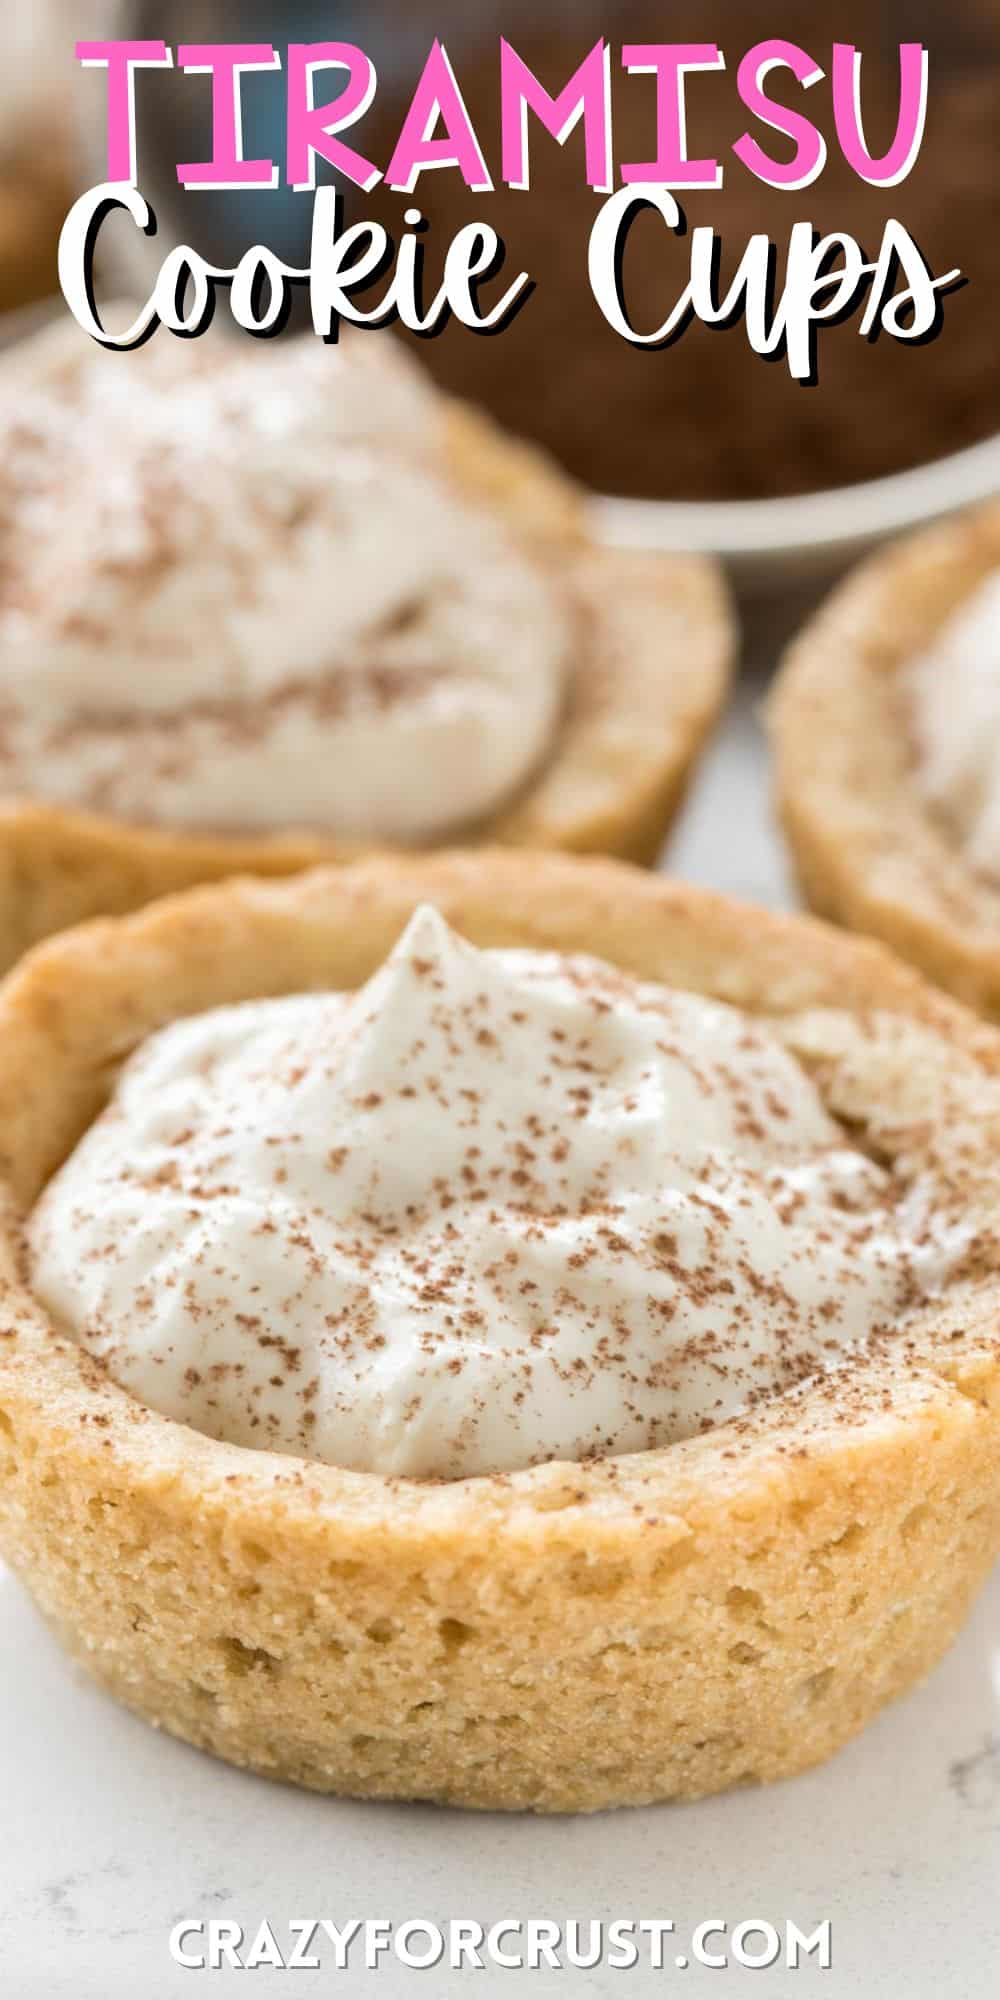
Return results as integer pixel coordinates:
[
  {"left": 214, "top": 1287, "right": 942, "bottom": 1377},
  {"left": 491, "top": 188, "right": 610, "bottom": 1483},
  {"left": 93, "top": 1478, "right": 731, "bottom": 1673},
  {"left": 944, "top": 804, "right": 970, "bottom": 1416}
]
[
  {"left": 2, "top": 852, "right": 998, "bottom": 1813},
  {"left": 0, "top": 399, "right": 733, "bottom": 974},
  {"left": 771, "top": 500, "right": 1000, "bottom": 1018}
]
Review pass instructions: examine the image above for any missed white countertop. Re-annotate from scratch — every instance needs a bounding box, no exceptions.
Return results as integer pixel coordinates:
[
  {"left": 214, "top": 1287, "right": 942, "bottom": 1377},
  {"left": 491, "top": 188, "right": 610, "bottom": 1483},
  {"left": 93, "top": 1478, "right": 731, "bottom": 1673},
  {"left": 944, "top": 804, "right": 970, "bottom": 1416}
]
[{"left": 1, "top": 666, "right": 998, "bottom": 1997}]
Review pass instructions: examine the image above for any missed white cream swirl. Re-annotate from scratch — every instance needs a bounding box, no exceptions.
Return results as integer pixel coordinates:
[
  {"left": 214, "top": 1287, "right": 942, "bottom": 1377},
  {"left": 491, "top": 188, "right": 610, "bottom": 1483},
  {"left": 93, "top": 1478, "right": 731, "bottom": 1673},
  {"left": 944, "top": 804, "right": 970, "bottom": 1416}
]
[
  {"left": 0, "top": 326, "right": 568, "bottom": 841},
  {"left": 27, "top": 907, "right": 955, "bottom": 1479},
  {"left": 908, "top": 569, "right": 1000, "bottom": 882}
]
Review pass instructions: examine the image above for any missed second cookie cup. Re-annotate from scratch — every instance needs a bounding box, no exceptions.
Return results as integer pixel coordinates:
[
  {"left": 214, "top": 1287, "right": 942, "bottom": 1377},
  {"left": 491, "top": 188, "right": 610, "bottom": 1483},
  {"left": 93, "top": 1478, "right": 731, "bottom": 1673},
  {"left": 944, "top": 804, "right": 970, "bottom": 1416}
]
[{"left": 0, "top": 853, "right": 999, "bottom": 1811}]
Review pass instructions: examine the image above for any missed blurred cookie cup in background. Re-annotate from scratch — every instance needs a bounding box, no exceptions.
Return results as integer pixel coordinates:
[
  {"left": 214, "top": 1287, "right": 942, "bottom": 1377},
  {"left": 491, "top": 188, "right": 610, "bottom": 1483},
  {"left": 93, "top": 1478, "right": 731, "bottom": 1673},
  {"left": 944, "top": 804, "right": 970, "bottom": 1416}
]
[
  {"left": 771, "top": 501, "right": 1000, "bottom": 1018},
  {"left": 1, "top": 853, "right": 1000, "bottom": 1810},
  {"left": 0, "top": 314, "right": 732, "bottom": 972},
  {"left": 0, "top": 9, "right": 79, "bottom": 317}
]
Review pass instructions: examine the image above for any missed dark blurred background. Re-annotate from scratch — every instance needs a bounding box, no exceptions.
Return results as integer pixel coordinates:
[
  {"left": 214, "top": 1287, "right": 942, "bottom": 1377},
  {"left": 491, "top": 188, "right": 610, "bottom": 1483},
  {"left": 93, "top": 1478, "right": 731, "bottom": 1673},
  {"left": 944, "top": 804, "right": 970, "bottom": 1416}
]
[{"left": 13, "top": 3, "right": 1000, "bottom": 503}]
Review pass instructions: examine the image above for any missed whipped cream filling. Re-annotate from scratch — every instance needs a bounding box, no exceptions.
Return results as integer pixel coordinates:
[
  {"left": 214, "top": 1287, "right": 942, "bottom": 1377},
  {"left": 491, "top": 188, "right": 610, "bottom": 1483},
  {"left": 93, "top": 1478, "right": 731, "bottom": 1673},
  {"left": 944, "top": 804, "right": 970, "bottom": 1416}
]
[
  {"left": 28, "top": 908, "right": 959, "bottom": 1480},
  {"left": 908, "top": 568, "right": 1000, "bottom": 881},
  {"left": 0, "top": 330, "right": 569, "bottom": 842}
]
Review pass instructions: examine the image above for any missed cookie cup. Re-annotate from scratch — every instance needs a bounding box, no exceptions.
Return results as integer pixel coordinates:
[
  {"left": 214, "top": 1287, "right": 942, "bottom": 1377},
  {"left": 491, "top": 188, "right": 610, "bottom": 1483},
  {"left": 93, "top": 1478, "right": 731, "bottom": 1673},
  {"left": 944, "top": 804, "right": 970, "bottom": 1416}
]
[
  {"left": 0, "top": 852, "right": 998, "bottom": 1813},
  {"left": 771, "top": 499, "right": 1000, "bottom": 1016},
  {"left": 0, "top": 396, "right": 733, "bottom": 975},
  {"left": 0, "top": 122, "right": 71, "bottom": 316}
]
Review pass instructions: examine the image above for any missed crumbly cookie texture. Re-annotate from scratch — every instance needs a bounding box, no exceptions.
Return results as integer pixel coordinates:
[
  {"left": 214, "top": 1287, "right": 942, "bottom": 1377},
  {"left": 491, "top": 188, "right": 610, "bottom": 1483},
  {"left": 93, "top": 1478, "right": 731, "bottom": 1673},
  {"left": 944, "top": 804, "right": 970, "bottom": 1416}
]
[
  {"left": 0, "top": 327, "right": 733, "bottom": 972},
  {"left": 1, "top": 853, "right": 999, "bottom": 1812},
  {"left": 771, "top": 498, "right": 1000, "bottom": 1019}
]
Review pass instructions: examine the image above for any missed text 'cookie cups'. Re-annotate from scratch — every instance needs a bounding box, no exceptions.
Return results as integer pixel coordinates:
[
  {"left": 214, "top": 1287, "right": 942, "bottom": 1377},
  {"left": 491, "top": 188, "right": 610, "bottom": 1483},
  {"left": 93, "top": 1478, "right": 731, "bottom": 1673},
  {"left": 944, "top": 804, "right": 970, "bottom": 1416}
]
[
  {"left": 0, "top": 320, "right": 733, "bottom": 975},
  {"left": 771, "top": 499, "right": 1000, "bottom": 1017},
  {"left": 1, "top": 852, "right": 999, "bottom": 1813}
]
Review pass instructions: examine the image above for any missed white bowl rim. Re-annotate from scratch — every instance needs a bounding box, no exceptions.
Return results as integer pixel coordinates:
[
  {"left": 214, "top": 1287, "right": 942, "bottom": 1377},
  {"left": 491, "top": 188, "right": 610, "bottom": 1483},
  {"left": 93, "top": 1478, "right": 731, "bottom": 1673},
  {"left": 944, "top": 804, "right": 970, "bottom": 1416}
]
[{"left": 596, "top": 430, "right": 1000, "bottom": 564}]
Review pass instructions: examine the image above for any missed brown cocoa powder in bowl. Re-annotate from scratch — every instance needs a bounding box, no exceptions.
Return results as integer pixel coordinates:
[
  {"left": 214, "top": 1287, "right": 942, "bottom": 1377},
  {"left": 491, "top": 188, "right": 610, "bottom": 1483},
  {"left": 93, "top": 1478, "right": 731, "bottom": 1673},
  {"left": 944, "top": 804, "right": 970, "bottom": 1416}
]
[{"left": 358, "top": 0, "right": 1000, "bottom": 501}]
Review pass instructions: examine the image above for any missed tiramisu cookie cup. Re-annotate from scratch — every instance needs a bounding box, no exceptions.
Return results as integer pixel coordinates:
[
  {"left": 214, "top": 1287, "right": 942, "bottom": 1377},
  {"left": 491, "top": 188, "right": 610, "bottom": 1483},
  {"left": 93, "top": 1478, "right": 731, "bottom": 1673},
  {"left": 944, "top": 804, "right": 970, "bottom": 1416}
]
[
  {"left": 0, "top": 319, "right": 732, "bottom": 972},
  {"left": 772, "top": 500, "right": 1000, "bottom": 1018},
  {"left": 1, "top": 853, "right": 999, "bottom": 1813}
]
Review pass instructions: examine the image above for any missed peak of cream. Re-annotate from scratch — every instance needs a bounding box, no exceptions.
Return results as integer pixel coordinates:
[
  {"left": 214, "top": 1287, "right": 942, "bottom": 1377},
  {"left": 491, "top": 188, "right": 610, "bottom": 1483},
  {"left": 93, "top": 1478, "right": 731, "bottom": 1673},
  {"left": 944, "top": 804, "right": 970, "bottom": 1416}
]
[
  {"left": 0, "top": 327, "right": 567, "bottom": 841},
  {"left": 908, "top": 569, "right": 1000, "bottom": 882},
  {"left": 28, "top": 907, "right": 958, "bottom": 1480}
]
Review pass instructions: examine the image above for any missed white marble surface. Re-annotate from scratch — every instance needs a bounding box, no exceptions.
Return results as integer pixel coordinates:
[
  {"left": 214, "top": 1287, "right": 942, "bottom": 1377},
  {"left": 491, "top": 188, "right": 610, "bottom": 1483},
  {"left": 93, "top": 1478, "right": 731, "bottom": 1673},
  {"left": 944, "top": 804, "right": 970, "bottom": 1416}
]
[{"left": 1, "top": 670, "right": 998, "bottom": 1997}]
